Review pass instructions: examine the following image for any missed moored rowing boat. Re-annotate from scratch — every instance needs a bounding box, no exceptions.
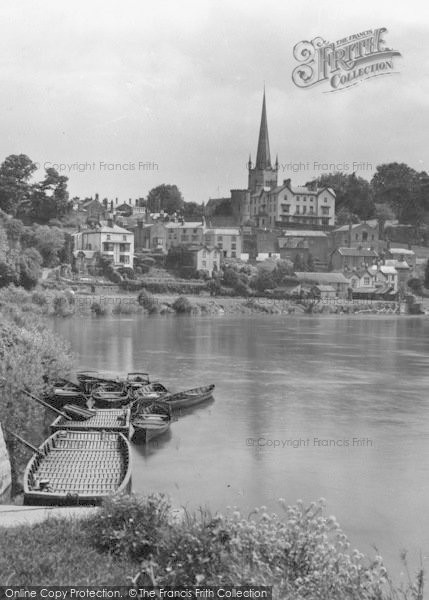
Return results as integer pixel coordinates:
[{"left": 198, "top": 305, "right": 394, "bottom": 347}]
[
  {"left": 161, "top": 384, "right": 215, "bottom": 410},
  {"left": 23, "top": 430, "right": 132, "bottom": 505}
]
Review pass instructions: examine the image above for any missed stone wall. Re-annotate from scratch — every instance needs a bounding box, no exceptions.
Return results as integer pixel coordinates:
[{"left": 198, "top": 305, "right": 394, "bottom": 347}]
[{"left": 0, "top": 423, "right": 12, "bottom": 496}]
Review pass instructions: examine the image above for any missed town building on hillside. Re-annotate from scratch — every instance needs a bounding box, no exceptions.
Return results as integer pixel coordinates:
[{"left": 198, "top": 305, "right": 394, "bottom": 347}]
[
  {"left": 132, "top": 220, "right": 153, "bottom": 251},
  {"left": 386, "top": 247, "right": 416, "bottom": 269},
  {"left": 255, "top": 231, "right": 279, "bottom": 261},
  {"left": 329, "top": 222, "right": 379, "bottom": 250},
  {"left": 330, "top": 247, "right": 378, "bottom": 271},
  {"left": 295, "top": 271, "right": 351, "bottom": 298},
  {"left": 278, "top": 230, "right": 329, "bottom": 265},
  {"left": 207, "top": 91, "right": 336, "bottom": 230},
  {"left": 169, "top": 245, "right": 221, "bottom": 277},
  {"left": 204, "top": 227, "right": 242, "bottom": 258},
  {"left": 72, "top": 220, "right": 134, "bottom": 269},
  {"left": 144, "top": 221, "right": 205, "bottom": 252},
  {"left": 349, "top": 265, "right": 398, "bottom": 299},
  {"left": 385, "top": 259, "right": 412, "bottom": 294},
  {"left": 78, "top": 197, "right": 107, "bottom": 221}
]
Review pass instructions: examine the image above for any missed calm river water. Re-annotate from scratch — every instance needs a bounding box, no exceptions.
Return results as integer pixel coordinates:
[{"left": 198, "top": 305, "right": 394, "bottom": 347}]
[{"left": 52, "top": 313, "right": 429, "bottom": 576}]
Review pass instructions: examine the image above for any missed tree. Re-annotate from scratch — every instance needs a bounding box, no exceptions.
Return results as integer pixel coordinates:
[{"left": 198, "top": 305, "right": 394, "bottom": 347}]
[
  {"left": 30, "top": 168, "right": 70, "bottom": 223},
  {"left": 371, "top": 163, "right": 424, "bottom": 225},
  {"left": 425, "top": 259, "right": 429, "bottom": 289},
  {"left": 316, "top": 172, "right": 375, "bottom": 220},
  {"left": 147, "top": 184, "right": 184, "bottom": 214},
  {"left": 182, "top": 201, "right": 204, "bottom": 220},
  {"left": 293, "top": 254, "right": 304, "bottom": 271},
  {"left": 23, "top": 225, "right": 65, "bottom": 267},
  {"left": 306, "top": 253, "right": 315, "bottom": 271},
  {"left": 0, "top": 154, "right": 37, "bottom": 216},
  {"left": 18, "top": 247, "right": 43, "bottom": 289}
]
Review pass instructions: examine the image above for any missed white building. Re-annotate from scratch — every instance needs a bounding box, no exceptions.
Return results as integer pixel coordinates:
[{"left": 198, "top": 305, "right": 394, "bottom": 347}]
[
  {"left": 204, "top": 227, "right": 242, "bottom": 259},
  {"left": 73, "top": 221, "right": 135, "bottom": 268}
]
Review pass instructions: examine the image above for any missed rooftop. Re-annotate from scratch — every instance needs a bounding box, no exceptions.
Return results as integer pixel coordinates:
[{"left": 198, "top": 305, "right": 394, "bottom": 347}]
[
  {"left": 336, "top": 248, "right": 378, "bottom": 257},
  {"left": 295, "top": 272, "right": 351, "bottom": 284},
  {"left": 280, "top": 230, "right": 327, "bottom": 238},
  {"left": 334, "top": 223, "right": 377, "bottom": 232}
]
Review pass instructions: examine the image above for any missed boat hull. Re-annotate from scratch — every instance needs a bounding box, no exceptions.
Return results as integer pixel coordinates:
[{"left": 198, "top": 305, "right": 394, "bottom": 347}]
[
  {"left": 164, "top": 385, "right": 215, "bottom": 410},
  {"left": 23, "top": 430, "right": 132, "bottom": 506},
  {"left": 50, "top": 409, "right": 131, "bottom": 438}
]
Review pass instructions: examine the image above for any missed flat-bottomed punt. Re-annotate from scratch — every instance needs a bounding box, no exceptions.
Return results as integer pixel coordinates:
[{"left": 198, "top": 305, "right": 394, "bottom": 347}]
[
  {"left": 50, "top": 408, "right": 131, "bottom": 437},
  {"left": 24, "top": 430, "right": 132, "bottom": 505}
]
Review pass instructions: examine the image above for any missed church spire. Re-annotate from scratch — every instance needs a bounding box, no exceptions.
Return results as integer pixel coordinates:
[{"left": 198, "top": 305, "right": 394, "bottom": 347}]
[{"left": 255, "top": 89, "right": 271, "bottom": 170}]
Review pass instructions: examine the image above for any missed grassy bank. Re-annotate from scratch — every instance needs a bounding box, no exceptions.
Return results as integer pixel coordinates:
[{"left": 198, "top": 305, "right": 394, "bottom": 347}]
[{"left": 0, "top": 495, "right": 424, "bottom": 599}]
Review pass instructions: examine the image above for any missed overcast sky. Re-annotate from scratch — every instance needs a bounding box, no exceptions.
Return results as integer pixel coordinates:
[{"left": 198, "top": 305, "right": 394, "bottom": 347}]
[{"left": 0, "top": 0, "right": 427, "bottom": 204}]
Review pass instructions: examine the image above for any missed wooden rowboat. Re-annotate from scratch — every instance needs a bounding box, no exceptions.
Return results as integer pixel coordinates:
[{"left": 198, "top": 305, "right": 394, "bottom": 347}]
[
  {"left": 50, "top": 408, "right": 131, "bottom": 437},
  {"left": 133, "top": 382, "right": 170, "bottom": 401},
  {"left": 24, "top": 430, "right": 132, "bottom": 506},
  {"left": 91, "top": 386, "right": 131, "bottom": 409},
  {"left": 162, "top": 384, "right": 215, "bottom": 410},
  {"left": 131, "top": 400, "right": 171, "bottom": 444}
]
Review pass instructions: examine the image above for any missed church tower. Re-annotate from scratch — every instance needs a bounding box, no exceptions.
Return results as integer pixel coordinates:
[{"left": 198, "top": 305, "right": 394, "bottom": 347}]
[{"left": 248, "top": 90, "right": 278, "bottom": 194}]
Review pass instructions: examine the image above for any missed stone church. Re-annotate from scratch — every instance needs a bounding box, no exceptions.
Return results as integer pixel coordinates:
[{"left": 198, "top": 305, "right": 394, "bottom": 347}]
[{"left": 207, "top": 91, "right": 336, "bottom": 230}]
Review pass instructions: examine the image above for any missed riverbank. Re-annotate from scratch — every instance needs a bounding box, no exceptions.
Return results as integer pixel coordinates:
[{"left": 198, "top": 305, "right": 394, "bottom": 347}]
[
  {"left": 0, "top": 494, "right": 423, "bottom": 598},
  {"left": 0, "top": 284, "right": 409, "bottom": 318}
]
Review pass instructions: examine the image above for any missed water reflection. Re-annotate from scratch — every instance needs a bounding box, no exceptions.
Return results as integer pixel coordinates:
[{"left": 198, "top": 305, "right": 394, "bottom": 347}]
[{"left": 52, "top": 314, "right": 429, "bottom": 575}]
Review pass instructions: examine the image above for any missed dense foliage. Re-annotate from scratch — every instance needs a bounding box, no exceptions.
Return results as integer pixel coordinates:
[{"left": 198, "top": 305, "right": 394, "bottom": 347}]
[{"left": 0, "top": 300, "right": 73, "bottom": 490}]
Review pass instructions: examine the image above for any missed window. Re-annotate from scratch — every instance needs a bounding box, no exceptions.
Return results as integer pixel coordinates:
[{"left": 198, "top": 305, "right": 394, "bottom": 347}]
[
  {"left": 202, "top": 260, "right": 207, "bottom": 268},
  {"left": 321, "top": 207, "right": 330, "bottom": 215},
  {"left": 355, "top": 234, "right": 359, "bottom": 241},
  {"left": 282, "top": 204, "right": 290, "bottom": 213},
  {"left": 122, "top": 235, "right": 127, "bottom": 241},
  {"left": 193, "top": 229, "right": 198, "bottom": 234},
  {"left": 103, "top": 242, "right": 114, "bottom": 251},
  {"left": 309, "top": 206, "right": 314, "bottom": 214},
  {"left": 217, "top": 235, "right": 223, "bottom": 242},
  {"left": 303, "top": 206, "right": 307, "bottom": 214},
  {"left": 203, "top": 250, "right": 207, "bottom": 257},
  {"left": 324, "top": 198, "right": 328, "bottom": 203},
  {"left": 119, "top": 243, "right": 130, "bottom": 252},
  {"left": 119, "top": 255, "right": 130, "bottom": 264},
  {"left": 231, "top": 243, "right": 236, "bottom": 250},
  {"left": 297, "top": 196, "right": 300, "bottom": 201},
  {"left": 295, "top": 206, "right": 300, "bottom": 214},
  {"left": 231, "top": 251, "right": 236, "bottom": 258},
  {"left": 303, "top": 196, "right": 306, "bottom": 201},
  {"left": 364, "top": 277, "right": 370, "bottom": 285},
  {"left": 362, "top": 231, "right": 368, "bottom": 242},
  {"left": 106, "top": 234, "right": 111, "bottom": 240},
  {"left": 232, "top": 236, "right": 237, "bottom": 241}
]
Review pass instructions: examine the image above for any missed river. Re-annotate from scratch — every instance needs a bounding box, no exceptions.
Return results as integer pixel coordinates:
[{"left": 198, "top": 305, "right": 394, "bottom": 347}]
[{"left": 52, "top": 313, "right": 429, "bottom": 578}]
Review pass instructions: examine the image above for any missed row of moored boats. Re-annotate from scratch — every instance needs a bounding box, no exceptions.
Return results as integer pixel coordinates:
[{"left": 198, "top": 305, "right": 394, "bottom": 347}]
[{"left": 18, "top": 371, "right": 215, "bottom": 506}]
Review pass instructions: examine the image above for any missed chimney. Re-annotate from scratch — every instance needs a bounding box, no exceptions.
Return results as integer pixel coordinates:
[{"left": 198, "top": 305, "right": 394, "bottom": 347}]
[
  {"left": 348, "top": 221, "right": 352, "bottom": 248},
  {"left": 283, "top": 178, "right": 291, "bottom": 187},
  {"left": 107, "top": 218, "right": 113, "bottom": 228},
  {"left": 95, "top": 193, "right": 99, "bottom": 201}
]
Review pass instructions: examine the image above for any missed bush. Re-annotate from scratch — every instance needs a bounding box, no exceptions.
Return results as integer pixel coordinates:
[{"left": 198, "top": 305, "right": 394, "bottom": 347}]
[
  {"left": 31, "top": 290, "right": 48, "bottom": 306},
  {"left": 172, "top": 295, "right": 194, "bottom": 313},
  {"left": 87, "top": 494, "right": 171, "bottom": 560},
  {"left": 84, "top": 495, "right": 400, "bottom": 596},
  {"left": 407, "top": 277, "right": 423, "bottom": 295},
  {"left": 137, "top": 289, "right": 159, "bottom": 311},
  {"left": 119, "top": 280, "right": 144, "bottom": 291},
  {"left": 234, "top": 280, "right": 251, "bottom": 297}
]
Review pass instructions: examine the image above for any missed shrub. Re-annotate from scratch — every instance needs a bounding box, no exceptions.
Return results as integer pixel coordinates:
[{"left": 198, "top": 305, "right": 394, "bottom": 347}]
[
  {"left": 172, "top": 295, "right": 194, "bottom": 313},
  {"left": 31, "top": 290, "right": 48, "bottom": 306},
  {"left": 52, "top": 292, "right": 74, "bottom": 316},
  {"left": 137, "top": 289, "right": 158, "bottom": 311},
  {"left": 120, "top": 280, "right": 144, "bottom": 291},
  {"left": 87, "top": 494, "right": 171, "bottom": 560}
]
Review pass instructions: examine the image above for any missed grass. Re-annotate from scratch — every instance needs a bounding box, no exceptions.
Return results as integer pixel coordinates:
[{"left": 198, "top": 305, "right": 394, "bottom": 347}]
[{"left": 0, "top": 495, "right": 424, "bottom": 599}]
